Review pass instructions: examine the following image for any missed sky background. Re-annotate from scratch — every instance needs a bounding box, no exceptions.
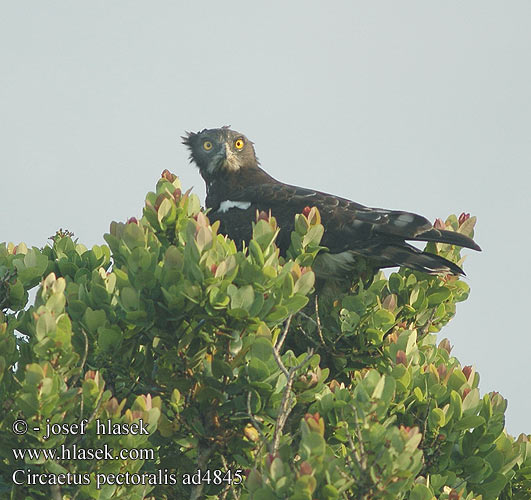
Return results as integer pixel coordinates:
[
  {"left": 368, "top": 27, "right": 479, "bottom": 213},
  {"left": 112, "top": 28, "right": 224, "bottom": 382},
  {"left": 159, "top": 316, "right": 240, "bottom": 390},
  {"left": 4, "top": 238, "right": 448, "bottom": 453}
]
[{"left": 1, "top": 2, "right": 530, "bottom": 435}]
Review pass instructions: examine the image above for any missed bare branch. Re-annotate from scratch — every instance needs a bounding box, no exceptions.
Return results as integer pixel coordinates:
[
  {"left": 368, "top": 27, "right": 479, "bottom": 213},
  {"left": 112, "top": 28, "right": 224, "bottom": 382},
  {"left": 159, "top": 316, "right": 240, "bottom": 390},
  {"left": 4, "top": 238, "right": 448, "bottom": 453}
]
[
  {"left": 221, "top": 454, "right": 241, "bottom": 500},
  {"left": 351, "top": 406, "right": 367, "bottom": 471},
  {"left": 189, "top": 444, "right": 215, "bottom": 500},
  {"left": 50, "top": 484, "right": 62, "bottom": 500},
  {"left": 272, "top": 348, "right": 314, "bottom": 454},
  {"left": 275, "top": 314, "right": 293, "bottom": 352},
  {"left": 314, "top": 295, "right": 325, "bottom": 345},
  {"left": 70, "top": 328, "right": 89, "bottom": 388}
]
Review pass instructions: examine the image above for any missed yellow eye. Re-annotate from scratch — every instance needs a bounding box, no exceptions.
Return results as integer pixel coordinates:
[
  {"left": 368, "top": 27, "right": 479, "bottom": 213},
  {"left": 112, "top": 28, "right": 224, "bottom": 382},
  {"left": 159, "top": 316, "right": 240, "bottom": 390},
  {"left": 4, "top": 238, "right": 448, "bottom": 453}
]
[
  {"left": 203, "top": 140, "right": 213, "bottom": 151},
  {"left": 234, "top": 138, "right": 244, "bottom": 149}
]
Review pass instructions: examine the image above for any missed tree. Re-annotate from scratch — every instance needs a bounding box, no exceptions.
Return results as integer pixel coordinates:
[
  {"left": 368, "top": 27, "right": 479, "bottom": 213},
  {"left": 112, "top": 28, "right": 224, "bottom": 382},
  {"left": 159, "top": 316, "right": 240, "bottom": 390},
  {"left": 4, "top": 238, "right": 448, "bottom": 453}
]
[{"left": 1, "top": 171, "right": 529, "bottom": 499}]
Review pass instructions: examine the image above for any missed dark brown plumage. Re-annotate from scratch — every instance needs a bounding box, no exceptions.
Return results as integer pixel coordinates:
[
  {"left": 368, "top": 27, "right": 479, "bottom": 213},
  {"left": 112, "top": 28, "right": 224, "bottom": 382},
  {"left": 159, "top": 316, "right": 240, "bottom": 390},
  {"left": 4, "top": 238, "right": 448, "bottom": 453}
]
[{"left": 183, "top": 127, "right": 480, "bottom": 279}]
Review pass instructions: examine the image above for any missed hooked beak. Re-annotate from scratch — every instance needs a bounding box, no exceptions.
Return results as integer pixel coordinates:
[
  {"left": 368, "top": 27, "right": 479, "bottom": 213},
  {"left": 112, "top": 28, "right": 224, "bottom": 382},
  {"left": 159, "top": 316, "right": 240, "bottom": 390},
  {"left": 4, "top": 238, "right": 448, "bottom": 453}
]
[{"left": 217, "top": 143, "right": 239, "bottom": 172}]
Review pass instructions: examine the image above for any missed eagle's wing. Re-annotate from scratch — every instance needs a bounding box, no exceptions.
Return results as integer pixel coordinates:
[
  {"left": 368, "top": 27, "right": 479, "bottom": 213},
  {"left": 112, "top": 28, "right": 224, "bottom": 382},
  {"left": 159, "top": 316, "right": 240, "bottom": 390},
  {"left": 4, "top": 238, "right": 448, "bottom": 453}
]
[{"left": 224, "top": 183, "right": 480, "bottom": 253}]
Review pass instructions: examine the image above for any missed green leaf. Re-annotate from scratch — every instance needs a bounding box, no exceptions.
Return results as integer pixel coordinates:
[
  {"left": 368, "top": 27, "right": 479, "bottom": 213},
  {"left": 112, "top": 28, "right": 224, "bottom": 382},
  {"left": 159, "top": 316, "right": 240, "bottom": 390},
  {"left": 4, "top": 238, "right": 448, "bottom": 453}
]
[
  {"left": 454, "top": 414, "right": 485, "bottom": 431},
  {"left": 8, "top": 280, "right": 26, "bottom": 309},
  {"left": 413, "top": 387, "right": 426, "bottom": 402},
  {"left": 462, "top": 388, "right": 481, "bottom": 414},
  {"left": 476, "top": 472, "right": 508, "bottom": 499},
  {"left": 24, "top": 363, "right": 44, "bottom": 386},
  {"left": 282, "top": 294, "right": 309, "bottom": 314},
  {"left": 122, "top": 221, "right": 145, "bottom": 249},
  {"left": 294, "top": 271, "right": 315, "bottom": 295},
  {"left": 427, "top": 287, "right": 452, "bottom": 306},
  {"left": 301, "top": 431, "right": 326, "bottom": 457},
  {"left": 36, "top": 312, "right": 56, "bottom": 340},
  {"left": 121, "top": 286, "right": 139, "bottom": 310},
  {"left": 248, "top": 239, "right": 265, "bottom": 267},
  {"left": 270, "top": 457, "right": 284, "bottom": 481},
  {"left": 409, "top": 484, "right": 434, "bottom": 500},
  {"left": 388, "top": 272, "right": 404, "bottom": 293},
  {"left": 83, "top": 307, "right": 107, "bottom": 333},
  {"left": 253, "top": 220, "right": 277, "bottom": 250},
  {"left": 485, "top": 449, "right": 504, "bottom": 472},
  {"left": 228, "top": 284, "right": 255, "bottom": 311},
  {"left": 55, "top": 314, "right": 72, "bottom": 344},
  {"left": 321, "top": 484, "right": 340, "bottom": 500},
  {"left": 247, "top": 358, "right": 269, "bottom": 381},
  {"left": 294, "top": 213, "right": 309, "bottom": 234},
  {"left": 266, "top": 306, "right": 289, "bottom": 323},
  {"left": 157, "top": 197, "right": 174, "bottom": 224},
  {"left": 250, "top": 337, "right": 273, "bottom": 362},
  {"left": 302, "top": 224, "right": 324, "bottom": 247},
  {"left": 16, "top": 392, "right": 39, "bottom": 416},
  {"left": 429, "top": 407, "right": 446, "bottom": 428},
  {"left": 341, "top": 295, "right": 366, "bottom": 315},
  {"left": 372, "top": 309, "right": 395, "bottom": 330},
  {"left": 212, "top": 359, "right": 234, "bottom": 379},
  {"left": 97, "top": 326, "right": 122, "bottom": 352}
]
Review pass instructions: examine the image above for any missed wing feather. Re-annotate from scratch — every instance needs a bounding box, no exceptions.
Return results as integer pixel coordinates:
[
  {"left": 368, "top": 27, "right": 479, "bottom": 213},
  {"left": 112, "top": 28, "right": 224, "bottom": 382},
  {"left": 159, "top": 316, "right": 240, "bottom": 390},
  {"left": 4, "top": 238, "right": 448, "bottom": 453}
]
[{"left": 224, "top": 183, "right": 480, "bottom": 252}]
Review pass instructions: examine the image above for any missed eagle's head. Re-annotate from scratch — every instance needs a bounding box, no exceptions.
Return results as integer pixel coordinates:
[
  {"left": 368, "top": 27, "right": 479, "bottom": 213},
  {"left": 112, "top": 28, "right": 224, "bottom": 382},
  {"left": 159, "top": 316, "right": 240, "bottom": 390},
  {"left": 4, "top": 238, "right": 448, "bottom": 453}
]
[{"left": 182, "top": 126, "right": 259, "bottom": 181}]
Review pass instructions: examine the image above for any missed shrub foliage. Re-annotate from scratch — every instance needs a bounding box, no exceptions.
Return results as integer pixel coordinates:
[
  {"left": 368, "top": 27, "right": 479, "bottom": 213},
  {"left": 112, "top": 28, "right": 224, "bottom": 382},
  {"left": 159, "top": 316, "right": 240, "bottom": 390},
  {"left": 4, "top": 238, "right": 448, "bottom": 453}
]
[{"left": 0, "top": 171, "right": 529, "bottom": 499}]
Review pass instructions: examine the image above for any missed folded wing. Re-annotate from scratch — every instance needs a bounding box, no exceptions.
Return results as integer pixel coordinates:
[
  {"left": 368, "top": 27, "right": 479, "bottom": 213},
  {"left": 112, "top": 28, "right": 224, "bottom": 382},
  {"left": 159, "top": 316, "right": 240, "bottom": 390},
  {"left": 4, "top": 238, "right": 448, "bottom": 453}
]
[{"left": 217, "top": 183, "right": 480, "bottom": 276}]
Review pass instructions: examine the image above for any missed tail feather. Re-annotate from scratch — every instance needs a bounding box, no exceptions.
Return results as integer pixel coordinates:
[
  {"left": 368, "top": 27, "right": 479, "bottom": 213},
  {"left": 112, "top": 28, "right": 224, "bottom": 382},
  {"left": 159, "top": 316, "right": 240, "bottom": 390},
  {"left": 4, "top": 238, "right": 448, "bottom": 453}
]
[
  {"left": 372, "top": 243, "right": 465, "bottom": 275},
  {"left": 314, "top": 243, "right": 465, "bottom": 279},
  {"left": 411, "top": 228, "right": 481, "bottom": 251}
]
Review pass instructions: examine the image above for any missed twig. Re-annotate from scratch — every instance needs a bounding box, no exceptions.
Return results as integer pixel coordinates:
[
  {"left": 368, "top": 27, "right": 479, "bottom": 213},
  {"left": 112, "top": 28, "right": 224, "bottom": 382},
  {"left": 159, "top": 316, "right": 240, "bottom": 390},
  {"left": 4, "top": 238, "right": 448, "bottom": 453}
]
[
  {"left": 189, "top": 444, "right": 215, "bottom": 500},
  {"left": 220, "top": 486, "right": 230, "bottom": 500},
  {"left": 346, "top": 427, "right": 363, "bottom": 475},
  {"left": 275, "top": 315, "right": 292, "bottom": 352},
  {"left": 351, "top": 406, "right": 367, "bottom": 471},
  {"left": 70, "top": 328, "right": 89, "bottom": 388},
  {"left": 221, "top": 454, "right": 240, "bottom": 500},
  {"left": 50, "top": 484, "right": 62, "bottom": 500},
  {"left": 297, "top": 311, "right": 317, "bottom": 327},
  {"left": 272, "top": 348, "right": 314, "bottom": 454},
  {"left": 314, "top": 295, "right": 325, "bottom": 345},
  {"left": 66, "top": 377, "right": 106, "bottom": 451},
  {"left": 419, "top": 309, "right": 436, "bottom": 337}
]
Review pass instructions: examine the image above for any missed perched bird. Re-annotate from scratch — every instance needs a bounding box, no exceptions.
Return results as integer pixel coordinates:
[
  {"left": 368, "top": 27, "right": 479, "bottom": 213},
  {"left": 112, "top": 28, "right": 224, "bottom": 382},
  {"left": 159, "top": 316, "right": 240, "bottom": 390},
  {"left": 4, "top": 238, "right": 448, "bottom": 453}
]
[{"left": 183, "top": 126, "right": 480, "bottom": 280}]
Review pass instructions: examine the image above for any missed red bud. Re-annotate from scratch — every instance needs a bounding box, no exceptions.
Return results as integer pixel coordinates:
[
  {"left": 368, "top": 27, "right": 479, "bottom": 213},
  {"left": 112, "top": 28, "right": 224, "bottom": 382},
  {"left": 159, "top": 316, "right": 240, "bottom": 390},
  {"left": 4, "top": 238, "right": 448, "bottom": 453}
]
[
  {"left": 396, "top": 350, "right": 407, "bottom": 365},
  {"left": 448, "top": 489, "right": 460, "bottom": 500},
  {"left": 161, "top": 169, "right": 176, "bottom": 182},
  {"left": 458, "top": 212, "right": 470, "bottom": 226},
  {"left": 438, "top": 338, "right": 453, "bottom": 354},
  {"left": 299, "top": 461, "right": 313, "bottom": 475},
  {"left": 302, "top": 206, "right": 311, "bottom": 217},
  {"left": 329, "top": 380, "right": 342, "bottom": 393},
  {"left": 387, "top": 332, "right": 398, "bottom": 344},
  {"left": 434, "top": 218, "right": 445, "bottom": 230},
  {"left": 256, "top": 210, "right": 270, "bottom": 222},
  {"left": 462, "top": 365, "right": 473, "bottom": 379}
]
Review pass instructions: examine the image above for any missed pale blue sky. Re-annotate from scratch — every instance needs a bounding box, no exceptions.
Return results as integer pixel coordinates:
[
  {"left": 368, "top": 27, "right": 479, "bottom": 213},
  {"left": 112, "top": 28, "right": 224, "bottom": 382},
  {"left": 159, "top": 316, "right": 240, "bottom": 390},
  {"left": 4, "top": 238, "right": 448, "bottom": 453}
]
[{"left": 1, "top": 2, "right": 530, "bottom": 435}]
